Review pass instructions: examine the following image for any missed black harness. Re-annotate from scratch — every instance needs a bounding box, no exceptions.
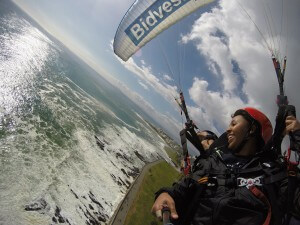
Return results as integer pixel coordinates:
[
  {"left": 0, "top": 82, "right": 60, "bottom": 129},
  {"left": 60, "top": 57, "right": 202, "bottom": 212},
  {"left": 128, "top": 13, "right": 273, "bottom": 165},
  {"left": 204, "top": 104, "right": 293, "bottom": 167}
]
[{"left": 188, "top": 147, "right": 289, "bottom": 225}]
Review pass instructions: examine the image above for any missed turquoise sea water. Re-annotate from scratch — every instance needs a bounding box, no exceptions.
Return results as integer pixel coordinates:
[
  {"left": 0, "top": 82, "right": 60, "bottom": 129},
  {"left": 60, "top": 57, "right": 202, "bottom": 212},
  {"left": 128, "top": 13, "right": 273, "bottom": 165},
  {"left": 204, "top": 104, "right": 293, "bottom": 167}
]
[{"left": 0, "top": 1, "right": 171, "bottom": 224}]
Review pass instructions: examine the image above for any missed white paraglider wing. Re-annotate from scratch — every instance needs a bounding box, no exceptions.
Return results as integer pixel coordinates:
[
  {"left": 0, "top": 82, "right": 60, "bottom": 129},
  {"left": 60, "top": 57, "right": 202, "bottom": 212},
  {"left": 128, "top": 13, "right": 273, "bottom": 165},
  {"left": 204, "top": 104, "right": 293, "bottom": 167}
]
[{"left": 113, "top": 0, "right": 215, "bottom": 61}]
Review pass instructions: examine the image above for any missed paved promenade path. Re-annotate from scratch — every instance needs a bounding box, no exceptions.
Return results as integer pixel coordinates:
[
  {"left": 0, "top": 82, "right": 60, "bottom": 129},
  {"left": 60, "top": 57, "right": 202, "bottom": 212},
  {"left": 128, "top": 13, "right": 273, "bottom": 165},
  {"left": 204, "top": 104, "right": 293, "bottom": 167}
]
[{"left": 109, "top": 159, "right": 163, "bottom": 225}]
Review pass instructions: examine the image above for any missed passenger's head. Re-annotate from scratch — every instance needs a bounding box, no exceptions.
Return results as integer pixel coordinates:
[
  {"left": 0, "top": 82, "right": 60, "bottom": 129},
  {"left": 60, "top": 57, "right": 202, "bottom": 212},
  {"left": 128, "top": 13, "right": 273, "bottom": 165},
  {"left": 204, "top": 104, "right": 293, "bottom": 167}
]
[
  {"left": 197, "top": 130, "right": 218, "bottom": 150},
  {"left": 226, "top": 107, "right": 273, "bottom": 154}
]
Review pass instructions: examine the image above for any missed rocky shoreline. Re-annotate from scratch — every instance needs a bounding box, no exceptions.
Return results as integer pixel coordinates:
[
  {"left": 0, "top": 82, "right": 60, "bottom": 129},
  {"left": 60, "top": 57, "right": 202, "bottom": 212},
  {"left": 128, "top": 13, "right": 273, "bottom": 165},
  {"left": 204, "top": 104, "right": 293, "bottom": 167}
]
[{"left": 23, "top": 134, "right": 157, "bottom": 225}]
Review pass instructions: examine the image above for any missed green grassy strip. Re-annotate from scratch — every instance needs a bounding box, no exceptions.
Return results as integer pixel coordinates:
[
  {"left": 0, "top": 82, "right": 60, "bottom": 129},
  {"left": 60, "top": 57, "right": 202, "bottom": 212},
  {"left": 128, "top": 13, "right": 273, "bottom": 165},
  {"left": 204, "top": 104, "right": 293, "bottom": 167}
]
[
  {"left": 124, "top": 161, "right": 181, "bottom": 225},
  {"left": 164, "top": 146, "right": 181, "bottom": 167}
]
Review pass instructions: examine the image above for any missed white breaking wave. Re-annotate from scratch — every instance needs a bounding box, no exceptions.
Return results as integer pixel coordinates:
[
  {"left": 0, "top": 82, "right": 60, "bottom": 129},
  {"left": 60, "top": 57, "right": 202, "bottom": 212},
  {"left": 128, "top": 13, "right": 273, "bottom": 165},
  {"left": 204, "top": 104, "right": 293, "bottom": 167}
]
[{"left": 0, "top": 8, "right": 174, "bottom": 225}]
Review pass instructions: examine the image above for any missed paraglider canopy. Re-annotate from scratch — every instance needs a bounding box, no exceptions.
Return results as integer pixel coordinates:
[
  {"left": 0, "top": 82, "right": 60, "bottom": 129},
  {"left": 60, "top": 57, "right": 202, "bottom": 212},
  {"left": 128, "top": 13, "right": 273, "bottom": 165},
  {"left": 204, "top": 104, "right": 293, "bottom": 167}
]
[{"left": 113, "top": 0, "right": 215, "bottom": 61}]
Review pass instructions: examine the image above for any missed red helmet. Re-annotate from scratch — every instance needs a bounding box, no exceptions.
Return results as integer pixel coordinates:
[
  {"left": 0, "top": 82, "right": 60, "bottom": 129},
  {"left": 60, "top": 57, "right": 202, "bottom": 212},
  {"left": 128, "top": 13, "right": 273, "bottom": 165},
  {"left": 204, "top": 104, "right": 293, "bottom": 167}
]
[{"left": 234, "top": 107, "right": 273, "bottom": 144}]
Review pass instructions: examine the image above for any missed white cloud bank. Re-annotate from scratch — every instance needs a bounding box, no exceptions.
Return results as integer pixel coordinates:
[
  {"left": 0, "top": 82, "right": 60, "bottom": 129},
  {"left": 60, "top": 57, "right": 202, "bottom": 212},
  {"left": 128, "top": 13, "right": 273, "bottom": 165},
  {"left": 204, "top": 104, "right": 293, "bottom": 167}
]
[
  {"left": 117, "top": 57, "right": 180, "bottom": 110},
  {"left": 182, "top": 0, "right": 300, "bottom": 133},
  {"left": 114, "top": 56, "right": 185, "bottom": 139},
  {"left": 116, "top": 0, "right": 300, "bottom": 140},
  {"left": 138, "top": 80, "right": 149, "bottom": 90}
]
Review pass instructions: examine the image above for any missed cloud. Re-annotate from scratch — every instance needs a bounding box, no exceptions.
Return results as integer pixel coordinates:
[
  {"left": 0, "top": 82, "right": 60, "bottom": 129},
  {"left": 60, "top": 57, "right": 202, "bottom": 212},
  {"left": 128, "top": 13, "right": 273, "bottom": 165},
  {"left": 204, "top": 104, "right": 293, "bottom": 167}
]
[
  {"left": 138, "top": 80, "right": 149, "bottom": 90},
  {"left": 182, "top": 0, "right": 300, "bottom": 132},
  {"left": 109, "top": 77, "right": 182, "bottom": 139},
  {"left": 111, "top": 38, "right": 179, "bottom": 106},
  {"left": 116, "top": 57, "right": 180, "bottom": 110},
  {"left": 182, "top": 8, "right": 239, "bottom": 93},
  {"left": 163, "top": 74, "right": 173, "bottom": 81},
  {"left": 188, "top": 77, "right": 244, "bottom": 133}
]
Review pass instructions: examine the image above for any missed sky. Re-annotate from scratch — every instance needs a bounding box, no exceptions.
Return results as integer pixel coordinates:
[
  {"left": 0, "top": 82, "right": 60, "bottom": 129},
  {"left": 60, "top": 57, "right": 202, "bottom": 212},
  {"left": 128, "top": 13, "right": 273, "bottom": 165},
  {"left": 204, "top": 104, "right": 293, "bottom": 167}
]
[{"left": 12, "top": 0, "right": 300, "bottom": 151}]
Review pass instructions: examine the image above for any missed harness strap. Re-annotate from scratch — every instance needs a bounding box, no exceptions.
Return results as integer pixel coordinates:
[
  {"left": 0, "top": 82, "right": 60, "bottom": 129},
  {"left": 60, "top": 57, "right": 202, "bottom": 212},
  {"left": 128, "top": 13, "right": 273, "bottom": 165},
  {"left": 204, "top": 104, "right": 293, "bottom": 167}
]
[
  {"left": 283, "top": 166, "right": 299, "bottom": 225},
  {"left": 249, "top": 186, "right": 272, "bottom": 225},
  {"left": 236, "top": 166, "right": 264, "bottom": 174},
  {"left": 264, "top": 184, "right": 282, "bottom": 225},
  {"left": 180, "top": 126, "right": 206, "bottom": 175},
  {"left": 180, "top": 129, "right": 191, "bottom": 176},
  {"left": 196, "top": 170, "right": 287, "bottom": 189},
  {"left": 204, "top": 165, "right": 264, "bottom": 176},
  {"left": 264, "top": 170, "right": 287, "bottom": 184},
  {"left": 216, "top": 177, "right": 236, "bottom": 187},
  {"left": 180, "top": 183, "right": 206, "bottom": 224},
  {"left": 185, "top": 127, "right": 205, "bottom": 154},
  {"left": 180, "top": 129, "right": 188, "bottom": 160}
]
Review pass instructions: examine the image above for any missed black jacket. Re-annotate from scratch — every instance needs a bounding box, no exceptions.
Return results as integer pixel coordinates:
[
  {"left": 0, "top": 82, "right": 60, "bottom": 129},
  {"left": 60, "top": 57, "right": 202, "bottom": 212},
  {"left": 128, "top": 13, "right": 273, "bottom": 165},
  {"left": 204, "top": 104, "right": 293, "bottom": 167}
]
[{"left": 156, "top": 132, "right": 300, "bottom": 225}]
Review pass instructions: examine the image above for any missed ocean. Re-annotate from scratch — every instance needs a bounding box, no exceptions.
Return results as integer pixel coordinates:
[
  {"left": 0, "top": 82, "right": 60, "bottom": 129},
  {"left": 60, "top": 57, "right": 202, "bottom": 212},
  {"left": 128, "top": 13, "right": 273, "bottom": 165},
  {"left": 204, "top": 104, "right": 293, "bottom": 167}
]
[{"left": 0, "top": 1, "right": 171, "bottom": 224}]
